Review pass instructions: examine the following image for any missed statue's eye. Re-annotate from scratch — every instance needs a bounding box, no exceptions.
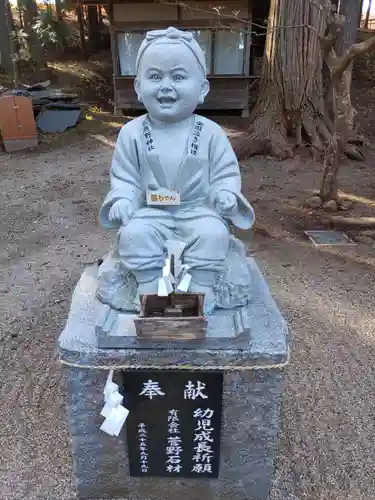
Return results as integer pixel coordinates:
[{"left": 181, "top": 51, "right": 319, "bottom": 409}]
[
  {"left": 174, "top": 74, "right": 185, "bottom": 81},
  {"left": 150, "top": 74, "right": 161, "bottom": 81}
]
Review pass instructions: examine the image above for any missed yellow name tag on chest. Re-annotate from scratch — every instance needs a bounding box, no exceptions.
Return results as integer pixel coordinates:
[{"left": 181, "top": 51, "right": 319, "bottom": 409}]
[{"left": 147, "top": 188, "right": 181, "bottom": 206}]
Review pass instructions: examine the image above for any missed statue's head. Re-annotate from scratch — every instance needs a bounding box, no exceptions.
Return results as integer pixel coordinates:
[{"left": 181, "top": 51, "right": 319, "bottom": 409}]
[{"left": 134, "top": 27, "right": 210, "bottom": 123}]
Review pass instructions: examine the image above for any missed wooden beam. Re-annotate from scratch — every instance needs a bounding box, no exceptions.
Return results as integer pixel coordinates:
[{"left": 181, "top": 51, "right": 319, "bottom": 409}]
[
  {"left": 243, "top": 0, "right": 251, "bottom": 76},
  {"left": 111, "top": 19, "right": 248, "bottom": 30},
  {"left": 210, "top": 30, "right": 215, "bottom": 75},
  {"left": 108, "top": 0, "right": 114, "bottom": 21},
  {"left": 330, "top": 216, "right": 375, "bottom": 229},
  {"left": 364, "top": 0, "right": 372, "bottom": 28},
  {"left": 76, "top": 4, "right": 87, "bottom": 57}
]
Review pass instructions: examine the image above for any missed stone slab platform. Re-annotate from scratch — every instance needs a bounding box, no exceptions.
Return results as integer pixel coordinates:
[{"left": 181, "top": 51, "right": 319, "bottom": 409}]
[{"left": 58, "top": 257, "right": 289, "bottom": 500}]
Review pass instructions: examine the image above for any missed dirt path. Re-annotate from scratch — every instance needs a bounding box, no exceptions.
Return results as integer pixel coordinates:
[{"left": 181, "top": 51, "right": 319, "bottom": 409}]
[{"left": 1, "top": 140, "right": 375, "bottom": 500}]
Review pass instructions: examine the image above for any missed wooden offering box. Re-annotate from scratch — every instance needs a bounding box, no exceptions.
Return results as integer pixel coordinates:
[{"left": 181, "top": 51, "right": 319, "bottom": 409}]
[{"left": 134, "top": 293, "right": 207, "bottom": 341}]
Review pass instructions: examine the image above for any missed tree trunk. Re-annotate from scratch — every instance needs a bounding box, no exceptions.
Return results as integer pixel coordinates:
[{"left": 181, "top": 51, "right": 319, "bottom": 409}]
[
  {"left": 319, "top": 2, "right": 371, "bottom": 202},
  {"left": 55, "top": 0, "right": 63, "bottom": 20},
  {"left": 0, "top": 0, "right": 13, "bottom": 75},
  {"left": 55, "top": 0, "right": 68, "bottom": 51},
  {"left": 98, "top": 6, "right": 103, "bottom": 28},
  {"left": 365, "top": 0, "right": 372, "bottom": 28},
  {"left": 320, "top": 76, "right": 351, "bottom": 201},
  {"left": 334, "top": 0, "right": 363, "bottom": 132},
  {"left": 7, "top": 0, "right": 15, "bottom": 30},
  {"left": 76, "top": 5, "right": 87, "bottom": 57},
  {"left": 87, "top": 5, "right": 101, "bottom": 52},
  {"left": 233, "top": 0, "right": 329, "bottom": 160},
  {"left": 23, "top": 0, "right": 44, "bottom": 68},
  {"left": 7, "top": 0, "right": 19, "bottom": 85},
  {"left": 320, "top": 135, "right": 340, "bottom": 202},
  {"left": 17, "top": 0, "right": 23, "bottom": 29}
]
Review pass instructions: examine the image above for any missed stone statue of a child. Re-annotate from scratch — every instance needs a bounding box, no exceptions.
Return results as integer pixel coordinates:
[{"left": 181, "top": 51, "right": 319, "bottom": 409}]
[{"left": 98, "top": 27, "right": 255, "bottom": 314}]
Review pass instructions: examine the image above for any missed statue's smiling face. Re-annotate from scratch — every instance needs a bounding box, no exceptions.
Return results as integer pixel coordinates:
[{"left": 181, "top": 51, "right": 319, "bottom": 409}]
[{"left": 135, "top": 42, "right": 209, "bottom": 122}]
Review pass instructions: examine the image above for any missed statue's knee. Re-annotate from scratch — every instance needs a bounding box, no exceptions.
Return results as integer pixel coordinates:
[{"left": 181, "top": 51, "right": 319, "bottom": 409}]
[
  {"left": 119, "top": 221, "right": 146, "bottom": 247},
  {"left": 200, "top": 220, "right": 229, "bottom": 248}
]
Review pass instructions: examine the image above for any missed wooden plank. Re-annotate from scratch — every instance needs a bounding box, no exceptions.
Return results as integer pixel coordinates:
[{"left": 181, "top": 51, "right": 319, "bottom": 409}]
[
  {"left": 244, "top": 0, "right": 251, "bottom": 76},
  {"left": 108, "top": 0, "right": 114, "bottom": 21},
  {"left": 113, "top": 2, "right": 178, "bottom": 22},
  {"left": 115, "top": 75, "right": 260, "bottom": 80},
  {"left": 109, "top": 0, "right": 121, "bottom": 82},
  {"left": 115, "top": 99, "right": 247, "bottom": 110},
  {"left": 330, "top": 216, "right": 375, "bottom": 229},
  {"left": 115, "top": 95, "right": 247, "bottom": 110},
  {"left": 179, "top": 0, "right": 248, "bottom": 20},
  {"left": 210, "top": 30, "right": 215, "bottom": 76},
  {"left": 0, "top": 96, "right": 21, "bottom": 141},
  {"left": 114, "top": 73, "right": 249, "bottom": 111},
  {"left": 0, "top": 96, "right": 38, "bottom": 152},
  {"left": 110, "top": 0, "right": 246, "bottom": 3},
  {"left": 111, "top": 19, "right": 249, "bottom": 30},
  {"left": 77, "top": 0, "right": 105, "bottom": 5},
  {"left": 134, "top": 292, "right": 207, "bottom": 340},
  {"left": 77, "top": 5, "right": 87, "bottom": 56},
  {"left": 134, "top": 317, "right": 208, "bottom": 341},
  {"left": 115, "top": 76, "right": 251, "bottom": 87},
  {"left": 140, "top": 292, "right": 203, "bottom": 317},
  {"left": 110, "top": 26, "right": 121, "bottom": 77},
  {"left": 97, "top": 330, "right": 252, "bottom": 350}
]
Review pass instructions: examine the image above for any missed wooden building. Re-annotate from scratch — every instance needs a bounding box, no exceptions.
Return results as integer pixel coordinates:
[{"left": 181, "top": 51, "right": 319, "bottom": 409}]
[{"left": 79, "top": 0, "right": 270, "bottom": 115}]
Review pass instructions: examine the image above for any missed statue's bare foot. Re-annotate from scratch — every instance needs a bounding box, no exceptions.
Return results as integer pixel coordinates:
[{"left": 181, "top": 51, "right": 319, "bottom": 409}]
[
  {"left": 189, "top": 282, "right": 216, "bottom": 315},
  {"left": 137, "top": 277, "right": 159, "bottom": 296}
]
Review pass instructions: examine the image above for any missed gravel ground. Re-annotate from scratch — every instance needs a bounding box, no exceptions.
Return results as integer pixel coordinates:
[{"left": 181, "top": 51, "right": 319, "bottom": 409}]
[{"left": 1, "top": 138, "right": 375, "bottom": 500}]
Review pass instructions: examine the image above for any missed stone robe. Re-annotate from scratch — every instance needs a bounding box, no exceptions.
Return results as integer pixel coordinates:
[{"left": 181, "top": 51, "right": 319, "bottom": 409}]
[{"left": 99, "top": 114, "right": 254, "bottom": 278}]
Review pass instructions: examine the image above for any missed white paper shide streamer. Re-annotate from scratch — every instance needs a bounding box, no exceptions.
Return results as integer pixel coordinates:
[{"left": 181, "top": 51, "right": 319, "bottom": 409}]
[
  {"left": 100, "top": 370, "right": 129, "bottom": 436},
  {"left": 157, "top": 240, "right": 192, "bottom": 296}
]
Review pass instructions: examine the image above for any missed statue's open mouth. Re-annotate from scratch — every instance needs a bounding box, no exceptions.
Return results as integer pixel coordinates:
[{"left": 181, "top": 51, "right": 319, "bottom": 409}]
[{"left": 157, "top": 97, "right": 176, "bottom": 105}]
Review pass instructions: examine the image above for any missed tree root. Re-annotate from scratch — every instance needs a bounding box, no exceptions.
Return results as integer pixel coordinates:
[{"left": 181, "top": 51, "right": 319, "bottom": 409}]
[
  {"left": 231, "top": 110, "right": 365, "bottom": 162},
  {"left": 231, "top": 131, "right": 294, "bottom": 161},
  {"left": 345, "top": 143, "right": 365, "bottom": 161}
]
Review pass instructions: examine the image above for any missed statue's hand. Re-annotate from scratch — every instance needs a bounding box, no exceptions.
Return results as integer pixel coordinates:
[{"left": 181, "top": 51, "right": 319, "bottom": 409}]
[
  {"left": 216, "top": 191, "right": 238, "bottom": 216},
  {"left": 108, "top": 200, "right": 132, "bottom": 224}
]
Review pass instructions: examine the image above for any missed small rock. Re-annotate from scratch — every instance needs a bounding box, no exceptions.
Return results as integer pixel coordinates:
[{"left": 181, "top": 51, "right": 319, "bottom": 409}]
[
  {"left": 322, "top": 200, "right": 338, "bottom": 212},
  {"left": 339, "top": 200, "right": 354, "bottom": 211},
  {"left": 362, "top": 230, "right": 375, "bottom": 239},
  {"left": 357, "top": 236, "right": 374, "bottom": 245},
  {"left": 305, "top": 196, "right": 322, "bottom": 209}
]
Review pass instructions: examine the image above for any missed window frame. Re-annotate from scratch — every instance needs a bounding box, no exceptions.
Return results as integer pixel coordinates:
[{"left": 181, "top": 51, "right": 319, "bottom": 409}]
[{"left": 115, "top": 27, "right": 248, "bottom": 78}]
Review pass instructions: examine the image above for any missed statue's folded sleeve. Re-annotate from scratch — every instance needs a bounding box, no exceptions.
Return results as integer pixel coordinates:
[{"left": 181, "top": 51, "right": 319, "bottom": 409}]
[
  {"left": 99, "top": 122, "right": 143, "bottom": 229},
  {"left": 208, "top": 126, "right": 255, "bottom": 230}
]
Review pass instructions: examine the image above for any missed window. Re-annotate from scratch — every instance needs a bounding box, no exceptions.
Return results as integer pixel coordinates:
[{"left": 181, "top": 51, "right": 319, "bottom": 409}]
[
  {"left": 190, "top": 30, "right": 212, "bottom": 74},
  {"left": 118, "top": 32, "right": 144, "bottom": 76},
  {"left": 213, "top": 31, "right": 245, "bottom": 75},
  {"left": 117, "top": 29, "right": 246, "bottom": 77},
  {"left": 192, "top": 29, "right": 246, "bottom": 76}
]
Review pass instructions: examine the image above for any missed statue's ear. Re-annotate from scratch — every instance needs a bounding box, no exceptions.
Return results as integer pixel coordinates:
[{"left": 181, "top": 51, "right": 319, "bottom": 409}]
[
  {"left": 134, "top": 78, "right": 143, "bottom": 103},
  {"left": 199, "top": 79, "right": 210, "bottom": 104}
]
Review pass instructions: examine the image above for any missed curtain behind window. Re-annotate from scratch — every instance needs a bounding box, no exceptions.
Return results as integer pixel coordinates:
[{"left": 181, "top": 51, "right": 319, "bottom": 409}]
[
  {"left": 117, "top": 29, "right": 245, "bottom": 77},
  {"left": 191, "top": 30, "right": 212, "bottom": 74},
  {"left": 118, "top": 32, "right": 144, "bottom": 76},
  {"left": 213, "top": 30, "right": 245, "bottom": 75}
]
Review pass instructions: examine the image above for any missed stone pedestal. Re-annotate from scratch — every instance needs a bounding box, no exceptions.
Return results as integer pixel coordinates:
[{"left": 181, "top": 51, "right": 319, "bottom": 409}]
[{"left": 58, "top": 258, "right": 289, "bottom": 500}]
